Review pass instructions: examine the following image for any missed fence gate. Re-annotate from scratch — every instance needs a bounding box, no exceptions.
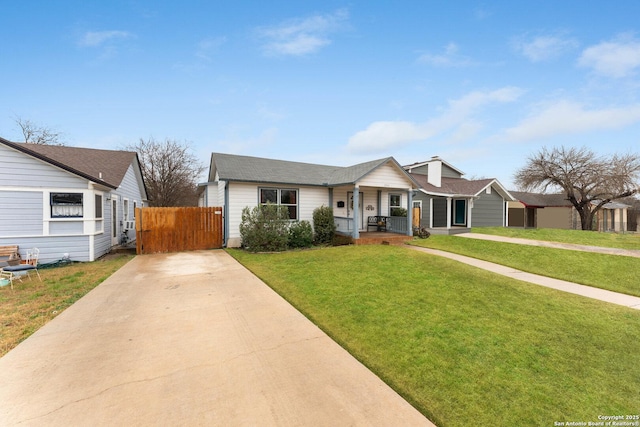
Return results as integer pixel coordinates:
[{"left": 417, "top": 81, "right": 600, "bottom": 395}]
[{"left": 135, "top": 207, "right": 223, "bottom": 254}]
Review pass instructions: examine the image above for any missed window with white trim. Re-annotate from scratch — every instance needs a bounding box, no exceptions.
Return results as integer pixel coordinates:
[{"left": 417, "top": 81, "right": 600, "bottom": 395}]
[
  {"left": 123, "top": 199, "right": 129, "bottom": 221},
  {"left": 95, "top": 194, "right": 103, "bottom": 219},
  {"left": 259, "top": 188, "right": 298, "bottom": 220},
  {"left": 390, "top": 193, "right": 403, "bottom": 216},
  {"left": 51, "top": 193, "right": 83, "bottom": 218}
]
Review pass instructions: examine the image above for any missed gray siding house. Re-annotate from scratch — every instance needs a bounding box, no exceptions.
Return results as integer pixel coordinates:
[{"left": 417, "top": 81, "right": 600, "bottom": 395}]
[
  {"left": 200, "top": 153, "right": 419, "bottom": 247},
  {"left": 0, "top": 138, "right": 147, "bottom": 263},
  {"left": 405, "top": 157, "right": 515, "bottom": 234}
]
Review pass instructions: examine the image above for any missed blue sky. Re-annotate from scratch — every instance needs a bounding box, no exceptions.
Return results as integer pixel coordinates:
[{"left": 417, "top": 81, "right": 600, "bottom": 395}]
[{"left": 2, "top": 1, "right": 640, "bottom": 188}]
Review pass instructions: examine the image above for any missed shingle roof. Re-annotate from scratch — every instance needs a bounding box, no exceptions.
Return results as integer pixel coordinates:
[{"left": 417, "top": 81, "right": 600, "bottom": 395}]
[
  {"left": 510, "top": 191, "right": 572, "bottom": 207},
  {"left": 209, "top": 153, "right": 416, "bottom": 187},
  {"left": 0, "top": 137, "right": 138, "bottom": 189},
  {"left": 410, "top": 173, "right": 515, "bottom": 199}
]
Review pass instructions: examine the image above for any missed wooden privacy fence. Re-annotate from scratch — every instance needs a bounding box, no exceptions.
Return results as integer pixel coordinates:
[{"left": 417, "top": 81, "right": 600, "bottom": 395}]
[{"left": 135, "top": 207, "right": 223, "bottom": 254}]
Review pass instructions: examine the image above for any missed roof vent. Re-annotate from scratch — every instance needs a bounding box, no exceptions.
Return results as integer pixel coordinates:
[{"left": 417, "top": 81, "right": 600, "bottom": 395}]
[{"left": 99, "top": 172, "right": 103, "bottom": 180}]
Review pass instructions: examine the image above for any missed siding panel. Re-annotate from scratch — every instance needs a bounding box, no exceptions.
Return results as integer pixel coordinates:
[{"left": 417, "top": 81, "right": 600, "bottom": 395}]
[
  {"left": 473, "top": 189, "right": 505, "bottom": 227},
  {"left": 358, "top": 163, "right": 412, "bottom": 189},
  {"left": 0, "top": 191, "right": 43, "bottom": 236}
]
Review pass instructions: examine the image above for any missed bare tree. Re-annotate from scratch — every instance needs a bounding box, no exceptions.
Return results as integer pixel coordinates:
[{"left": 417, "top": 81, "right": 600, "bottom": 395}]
[
  {"left": 514, "top": 146, "right": 640, "bottom": 230},
  {"left": 14, "top": 117, "right": 65, "bottom": 145},
  {"left": 126, "top": 137, "right": 205, "bottom": 207}
]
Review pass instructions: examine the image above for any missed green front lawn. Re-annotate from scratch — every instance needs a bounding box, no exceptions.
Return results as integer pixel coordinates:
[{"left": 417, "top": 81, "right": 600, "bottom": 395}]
[
  {"left": 229, "top": 246, "right": 640, "bottom": 427},
  {"left": 411, "top": 235, "right": 640, "bottom": 297},
  {"left": 472, "top": 227, "right": 640, "bottom": 250}
]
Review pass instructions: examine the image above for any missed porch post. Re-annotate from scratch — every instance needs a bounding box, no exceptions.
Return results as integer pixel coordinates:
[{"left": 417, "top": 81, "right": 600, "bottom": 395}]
[
  {"left": 429, "top": 198, "right": 433, "bottom": 228},
  {"left": 328, "top": 187, "right": 333, "bottom": 210},
  {"left": 446, "top": 197, "right": 452, "bottom": 229},
  {"left": 377, "top": 190, "right": 382, "bottom": 216},
  {"left": 407, "top": 190, "right": 413, "bottom": 236},
  {"left": 504, "top": 201, "right": 508, "bottom": 227},
  {"left": 353, "top": 187, "right": 360, "bottom": 239},
  {"left": 467, "top": 198, "right": 473, "bottom": 228}
]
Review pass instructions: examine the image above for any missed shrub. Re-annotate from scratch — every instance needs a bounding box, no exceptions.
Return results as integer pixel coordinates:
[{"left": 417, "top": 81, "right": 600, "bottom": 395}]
[
  {"left": 313, "top": 205, "right": 336, "bottom": 245},
  {"left": 332, "top": 234, "right": 353, "bottom": 246},
  {"left": 239, "top": 203, "right": 290, "bottom": 252},
  {"left": 289, "top": 220, "right": 314, "bottom": 249},
  {"left": 390, "top": 207, "right": 407, "bottom": 217}
]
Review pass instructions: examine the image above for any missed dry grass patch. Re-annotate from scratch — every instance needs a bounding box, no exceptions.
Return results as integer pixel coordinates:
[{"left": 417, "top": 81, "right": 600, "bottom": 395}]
[{"left": 0, "top": 254, "right": 133, "bottom": 356}]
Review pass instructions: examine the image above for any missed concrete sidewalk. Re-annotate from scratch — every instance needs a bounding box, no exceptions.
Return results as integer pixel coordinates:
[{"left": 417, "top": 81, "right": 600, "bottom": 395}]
[
  {"left": 457, "top": 233, "right": 640, "bottom": 258},
  {"left": 408, "top": 246, "right": 640, "bottom": 310},
  {"left": 0, "top": 251, "right": 433, "bottom": 426}
]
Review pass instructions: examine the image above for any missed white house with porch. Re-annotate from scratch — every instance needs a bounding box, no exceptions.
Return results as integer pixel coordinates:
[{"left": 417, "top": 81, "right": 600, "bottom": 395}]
[{"left": 199, "top": 153, "right": 420, "bottom": 247}]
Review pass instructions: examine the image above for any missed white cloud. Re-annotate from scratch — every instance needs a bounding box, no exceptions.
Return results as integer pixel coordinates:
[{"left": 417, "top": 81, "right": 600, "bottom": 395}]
[
  {"left": 79, "top": 30, "right": 133, "bottom": 47},
  {"left": 257, "top": 9, "right": 349, "bottom": 56},
  {"left": 578, "top": 33, "right": 640, "bottom": 78},
  {"left": 513, "top": 34, "right": 578, "bottom": 62},
  {"left": 196, "top": 36, "right": 227, "bottom": 61},
  {"left": 502, "top": 100, "right": 640, "bottom": 142},
  {"left": 417, "top": 42, "right": 473, "bottom": 67},
  {"left": 347, "top": 87, "right": 524, "bottom": 154}
]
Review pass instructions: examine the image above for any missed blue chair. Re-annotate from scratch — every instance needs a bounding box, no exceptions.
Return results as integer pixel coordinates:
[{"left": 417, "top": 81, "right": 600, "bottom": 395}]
[{"left": 2, "top": 248, "right": 41, "bottom": 285}]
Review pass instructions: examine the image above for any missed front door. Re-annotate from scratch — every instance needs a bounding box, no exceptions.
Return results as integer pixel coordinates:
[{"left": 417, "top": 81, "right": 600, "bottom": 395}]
[
  {"left": 453, "top": 199, "right": 467, "bottom": 226},
  {"left": 347, "top": 191, "right": 365, "bottom": 231}
]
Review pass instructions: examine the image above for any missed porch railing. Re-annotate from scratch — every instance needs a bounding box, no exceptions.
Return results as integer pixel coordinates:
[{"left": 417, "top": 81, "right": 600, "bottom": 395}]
[
  {"left": 334, "top": 216, "right": 409, "bottom": 235},
  {"left": 387, "top": 216, "right": 408, "bottom": 233},
  {"left": 334, "top": 216, "right": 354, "bottom": 234}
]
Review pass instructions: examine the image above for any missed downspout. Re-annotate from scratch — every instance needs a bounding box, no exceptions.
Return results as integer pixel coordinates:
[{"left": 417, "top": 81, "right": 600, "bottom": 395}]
[
  {"left": 407, "top": 190, "right": 413, "bottom": 236},
  {"left": 328, "top": 187, "right": 333, "bottom": 210},
  {"left": 446, "top": 197, "right": 452, "bottom": 229},
  {"left": 223, "top": 181, "right": 229, "bottom": 248},
  {"left": 377, "top": 190, "right": 382, "bottom": 216}
]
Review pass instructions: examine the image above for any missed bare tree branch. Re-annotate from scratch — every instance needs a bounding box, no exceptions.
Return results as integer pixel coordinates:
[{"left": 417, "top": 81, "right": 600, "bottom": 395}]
[
  {"left": 514, "top": 146, "right": 640, "bottom": 230},
  {"left": 126, "top": 137, "right": 205, "bottom": 207},
  {"left": 14, "top": 116, "right": 65, "bottom": 145}
]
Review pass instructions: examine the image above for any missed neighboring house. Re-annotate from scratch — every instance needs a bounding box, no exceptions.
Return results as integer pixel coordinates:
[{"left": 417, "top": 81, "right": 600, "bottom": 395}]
[
  {"left": 199, "top": 153, "right": 419, "bottom": 247},
  {"left": 508, "top": 191, "right": 630, "bottom": 231},
  {"left": 404, "top": 157, "right": 516, "bottom": 234},
  {"left": 0, "top": 138, "right": 147, "bottom": 263}
]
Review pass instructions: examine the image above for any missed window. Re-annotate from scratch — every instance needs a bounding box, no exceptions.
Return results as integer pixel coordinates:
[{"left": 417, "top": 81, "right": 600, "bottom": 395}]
[
  {"left": 95, "top": 194, "right": 103, "bottom": 219},
  {"left": 390, "top": 194, "right": 403, "bottom": 216},
  {"left": 259, "top": 188, "right": 298, "bottom": 220},
  {"left": 123, "top": 199, "right": 129, "bottom": 221},
  {"left": 51, "top": 193, "right": 83, "bottom": 218}
]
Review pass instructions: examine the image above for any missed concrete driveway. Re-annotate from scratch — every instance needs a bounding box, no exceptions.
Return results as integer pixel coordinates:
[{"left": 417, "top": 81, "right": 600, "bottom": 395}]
[{"left": 0, "top": 251, "right": 433, "bottom": 426}]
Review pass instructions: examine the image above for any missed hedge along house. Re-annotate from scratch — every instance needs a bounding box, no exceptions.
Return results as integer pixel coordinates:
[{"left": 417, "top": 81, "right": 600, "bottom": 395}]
[
  {"left": 0, "top": 138, "right": 147, "bottom": 263},
  {"left": 405, "top": 157, "right": 516, "bottom": 234},
  {"left": 199, "top": 153, "right": 420, "bottom": 247}
]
